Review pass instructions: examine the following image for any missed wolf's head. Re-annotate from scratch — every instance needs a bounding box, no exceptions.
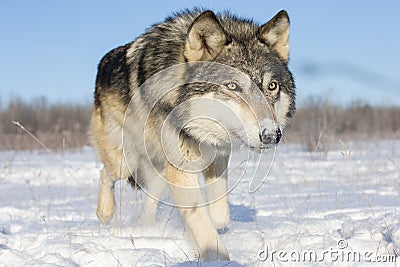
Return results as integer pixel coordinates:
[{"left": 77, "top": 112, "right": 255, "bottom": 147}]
[{"left": 174, "top": 10, "right": 295, "bottom": 151}]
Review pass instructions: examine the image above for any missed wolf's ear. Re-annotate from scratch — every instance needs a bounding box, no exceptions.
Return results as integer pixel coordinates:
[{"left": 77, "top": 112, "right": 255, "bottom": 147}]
[
  {"left": 184, "top": 11, "right": 227, "bottom": 61},
  {"left": 259, "top": 10, "right": 290, "bottom": 63}
]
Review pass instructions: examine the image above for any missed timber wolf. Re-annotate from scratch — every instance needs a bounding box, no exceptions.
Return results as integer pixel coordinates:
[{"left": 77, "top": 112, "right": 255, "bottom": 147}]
[{"left": 90, "top": 8, "right": 295, "bottom": 261}]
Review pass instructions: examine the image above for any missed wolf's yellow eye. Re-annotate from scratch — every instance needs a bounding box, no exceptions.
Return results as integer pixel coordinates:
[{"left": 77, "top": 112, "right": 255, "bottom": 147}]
[
  {"left": 268, "top": 80, "right": 279, "bottom": 91},
  {"left": 226, "top": 82, "right": 238, "bottom": 90}
]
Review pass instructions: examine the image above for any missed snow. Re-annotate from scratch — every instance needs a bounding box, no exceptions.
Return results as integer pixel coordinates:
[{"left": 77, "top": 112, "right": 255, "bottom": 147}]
[{"left": 0, "top": 141, "right": 399, "bottom": 266}]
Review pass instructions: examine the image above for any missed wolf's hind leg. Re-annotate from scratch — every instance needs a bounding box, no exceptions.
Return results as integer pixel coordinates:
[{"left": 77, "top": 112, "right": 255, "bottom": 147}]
[
  {"left": 203, "top": 156, "right": 230, "bottom": 230},
  {"left": 96, "top": 168, "right": 118, "bottom": 225},
  {"left": 166, "top": 164, "right": 229, "bottom": 261}
]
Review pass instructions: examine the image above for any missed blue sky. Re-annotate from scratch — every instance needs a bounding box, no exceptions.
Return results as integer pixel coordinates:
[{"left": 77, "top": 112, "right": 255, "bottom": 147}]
[{"left": 1, "top": 0, "right": 399, "bottom": 106}]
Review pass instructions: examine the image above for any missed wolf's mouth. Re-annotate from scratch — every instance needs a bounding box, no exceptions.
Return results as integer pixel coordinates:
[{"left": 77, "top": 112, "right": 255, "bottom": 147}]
[
  {"left": 233, "top": 133, "right": 277, "bottom": 152},
  {"left": 248, "top": 143, "right": 277, "bottom": 153},
  {"left": 258, "top": 143, "right": 277, "bottom": 151}
]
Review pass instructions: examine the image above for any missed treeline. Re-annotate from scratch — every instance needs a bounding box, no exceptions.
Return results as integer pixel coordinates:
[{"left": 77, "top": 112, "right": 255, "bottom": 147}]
[
  {"left": 286, "top": 96, "right": 400, "bottom": 152},
  {"left": 0, "top": 96, "right": 399, "bottom": 151},
  {"left": 0, "top": 97, "right": 91, "bottom": 150}
]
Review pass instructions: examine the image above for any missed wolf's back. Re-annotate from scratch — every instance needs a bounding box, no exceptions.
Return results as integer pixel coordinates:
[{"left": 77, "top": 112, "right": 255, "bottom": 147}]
[
  {"left": 93, "top": 11, "right": 199, "bottom": 110},
  {"left": 94, "top": 44, "right": 132, "bottom": 108}
]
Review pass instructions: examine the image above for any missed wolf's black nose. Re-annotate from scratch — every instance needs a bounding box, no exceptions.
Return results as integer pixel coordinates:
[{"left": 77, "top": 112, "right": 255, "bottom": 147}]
[
  {"left": 260, "top": 127, "right": 282, "bottom": 145},
  {"left": 275, "top": 127, "right": 282, "bottom": 144}
]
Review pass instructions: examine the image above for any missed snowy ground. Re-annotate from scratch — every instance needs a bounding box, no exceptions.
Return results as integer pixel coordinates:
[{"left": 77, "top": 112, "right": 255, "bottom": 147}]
[{"left": 0, "top": 140, "right": 399, "bottom": 266}]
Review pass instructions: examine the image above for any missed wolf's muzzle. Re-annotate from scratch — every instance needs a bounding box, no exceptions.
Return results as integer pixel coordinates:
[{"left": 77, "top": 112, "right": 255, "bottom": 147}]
[{"left": 259, "top": 127, "right": 282, "bottom": 145}]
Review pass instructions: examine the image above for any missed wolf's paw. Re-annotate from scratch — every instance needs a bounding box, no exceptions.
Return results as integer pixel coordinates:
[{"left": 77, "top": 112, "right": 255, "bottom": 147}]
[
  {"left": 96, "top": 209, "right": 113, "bottom": 225},
  {"left": 208, "top": 201, "right": 230, "bottom": 229},
  {"left": 201, "top": 247, "right": 230, "bottom": 262}
]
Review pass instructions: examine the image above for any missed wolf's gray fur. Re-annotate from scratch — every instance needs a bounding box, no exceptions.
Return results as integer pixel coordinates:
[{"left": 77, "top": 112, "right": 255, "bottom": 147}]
[{"left": 90, "top": 8, "right": 295, "bottom": 261}]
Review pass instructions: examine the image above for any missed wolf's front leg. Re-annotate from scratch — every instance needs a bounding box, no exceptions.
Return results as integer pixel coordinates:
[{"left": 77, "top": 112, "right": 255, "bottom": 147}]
[
  {"left": 140, "top": 176, "right": 167, "bottom": 225},
  {"left": 203, "top": 156, "right": 230, "bottom": 229},
  {"left": 166, "top": 164, "right": 229, "bottom": 261},
  {"left": 96, "top": 168, "right": 117, "bottom": 225}
]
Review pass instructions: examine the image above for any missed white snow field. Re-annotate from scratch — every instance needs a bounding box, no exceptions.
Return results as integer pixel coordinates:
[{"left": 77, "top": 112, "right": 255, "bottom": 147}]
[{"left": 0, "top": 140, "right": 399, "bottom": 266}]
